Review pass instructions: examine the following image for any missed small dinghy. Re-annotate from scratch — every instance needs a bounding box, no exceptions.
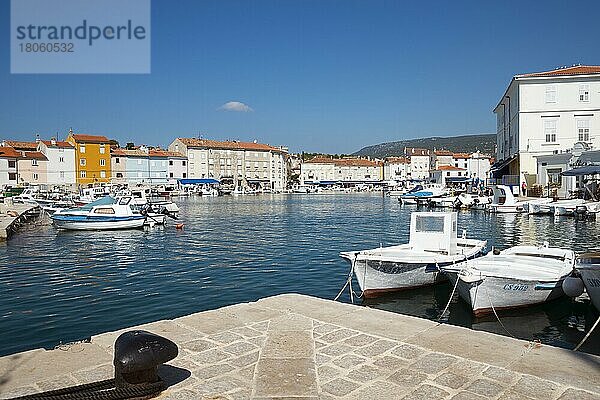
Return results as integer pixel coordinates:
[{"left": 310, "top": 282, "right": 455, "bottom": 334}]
[
  {"left": 340, "top": 212, "right": 487, "bottom": 298},
  {"left": 51, "top": 196, "right": 146, "bottom": 231},
  {"left": 443, "top": 244, "right": 575, "bottom": 316}
]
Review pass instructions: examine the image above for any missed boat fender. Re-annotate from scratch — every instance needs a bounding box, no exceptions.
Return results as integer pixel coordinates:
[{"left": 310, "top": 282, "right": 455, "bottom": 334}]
[
  {"left": 175, "top": 223, "right": 184, "bottom": 230},
  {"left": 562, "top": 276, "right": 585, "bottom": 298}
]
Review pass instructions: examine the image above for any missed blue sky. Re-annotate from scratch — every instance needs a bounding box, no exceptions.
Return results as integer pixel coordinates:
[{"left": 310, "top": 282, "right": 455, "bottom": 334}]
[{"left": 1, "top": 0, "right": 600, "bottom": 153}]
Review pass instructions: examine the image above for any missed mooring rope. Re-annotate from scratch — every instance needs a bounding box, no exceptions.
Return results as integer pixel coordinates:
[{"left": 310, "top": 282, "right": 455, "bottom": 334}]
[
  {"left": 10, "top": 379, "right": 164, "bottom": 400},
  {"left": 573, "top": 314, "right": 600, "bottom": 351}
]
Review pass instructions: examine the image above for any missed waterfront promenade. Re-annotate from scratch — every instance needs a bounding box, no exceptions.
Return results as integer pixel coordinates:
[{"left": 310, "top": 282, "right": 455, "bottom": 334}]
[{"left": 0, "top": 294, "right": 598, "bottom": 399}]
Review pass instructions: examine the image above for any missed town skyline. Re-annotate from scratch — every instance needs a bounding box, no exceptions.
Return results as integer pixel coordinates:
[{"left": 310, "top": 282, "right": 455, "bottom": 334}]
[{"left": 2, "top": 1, "right": 600, "bottom": 153}]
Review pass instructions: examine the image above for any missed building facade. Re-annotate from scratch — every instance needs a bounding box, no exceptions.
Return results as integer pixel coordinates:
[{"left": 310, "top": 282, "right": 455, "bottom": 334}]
[
  {"left": 405, "top": 148, "right": 431, "bottom": 181},
  {"left": 493, "top": 65, "right": 600, "bottom": 188},
  {"left": 111, "top": 147, "right": 187, "bottom": 185},
  {"left": 66, "top": 131, "right": 112, "bottom": 186},
  {"left": 0, "top": 146, "right": 20, "bottom": 186},
  {"left": 430, "top": 165, "right": 468, "bottom": 186},
  {"left": 300, "top": 157, "right": 383, "bottom": 185},
  {"left": 169, "top": 138, "right": 288, "bottom": 190},
  {"left": 37, "top": 140, "right": 76, "bottom": 185},
  {"left": 17, "top": 151, "right": 48, "bottom": 185},
  {"left": 383, "top": 157, "right": 410, "bottom": 181}
]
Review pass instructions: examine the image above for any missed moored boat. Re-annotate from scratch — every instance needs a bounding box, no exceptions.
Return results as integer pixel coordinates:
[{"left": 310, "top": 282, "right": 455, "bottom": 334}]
[
  {"left": 443, "top": 244, "right": 575, "bottom": 316},
  {"left": 51, "top": 196, "right": 145, "bottom": 231},
  {"left": 488, "top": 185, "right": 526, "bottom": 213},
  {"left": 339, "top": 212, "right": 487, "bottom": 297},
  {"left": 574, "top": 253, "right": 600, "bottom": 311}
]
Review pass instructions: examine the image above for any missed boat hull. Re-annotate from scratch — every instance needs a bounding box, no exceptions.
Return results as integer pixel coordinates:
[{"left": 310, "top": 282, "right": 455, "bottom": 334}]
[
  {"left": 447, "top": 273, "right": 565, "bottom": 316},
  {"left": 579, "top": 266, "right": 600, "bottom": 311},
  {"left": 52, "top": 216, "right": 145, "bottom": 230}
]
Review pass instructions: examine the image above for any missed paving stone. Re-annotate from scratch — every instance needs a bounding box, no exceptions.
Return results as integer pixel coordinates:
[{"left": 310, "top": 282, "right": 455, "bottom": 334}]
[
  {"left": 192, "top": 375, "right": 246, "bottom": 397},
  {"left": 221, "top": 341, "right": 258, "bottom": 356},
  {"left": 189, "top": 348, "right": 231, "bottom": 364},
  {"left": 246, "top": 336, "right": 266, "bottom": 347},
  {"left": 346, "top": 364, "right": 385, "bottom": 383},
  {"left": 372, "top": 355, "right": 407, "bottom": 371},
  {"left": 262, "top": 331, "right": 314, "bottom": 359},
  {"left": 158, "top": 388, "right": 198, "bottom": 400},
  {"left": 434, "top": 371, "right": 472, "bottom": 389},
  {"left": 35, "top": 375, "right": 78, "bottom": 391},
  {"left": 314, "top": 340, "right": 327, "bottom": 349},
  {"left": 354, "top": 340, "right": 397, "bottom": 357},
  {"left": 181, "top": 338, "right": 217, "bottom": 353},
  {"left": 465, "top": 378, "right": 506, "bottom": 397},
  {"left": 331, "top": 354, "right": 367, "bottom": 369},
  {"left": 236, "top": 363, "right": 257, "bottom": 383},
  {"left": 254, "top": 358, "right": 317, "bottom": 397},
  {"left": 207, "top": 331, "right": 244, "bottom": 344},
  {"left": 0, "top": 386, "right": 39, "bottom": 399},
  {"left": 319, "top": 343, "right": 353, "bottom": 357},
  {"left": 251, "top": 321, "right": 270, "bottom": 332},
  {"left": 452, "top": 359, "right": 487, "bottom": 377},
  {"left": 391, "top": 343, "right": 428, "bottom": 360},
  {"left": 319, "top": 328, "right": 357, "bottom": 344},
  {"left": 231, "top": 326, "right": 263, "bottom": 338},
  {"left": 317, "top": 364, "right": 344, "bottom": 381},
  {"left": 510, "top": 375, "right": 562, "bottom": 400},
  {"left": 497, "top": 389, "right": 536, "bottom": 400},
  {"left": 321, "top": 377, "right": 360, "bottom": 396},
  {"left": 228, "top": 351, "right": 259, "bottom": 368},
  {"left": 450, "top": 392, "right": 487, "bottom": 400},
  {"left": 409, "top": 352, "right": 458, "bottom": 374},
  {"left": 557, "top": 388, "right": 600, "bottom": 400},
  {"left": 71, "top": 363, "right": 113, "bottom": 383},
  {"left": 229, "top": 388, "right": 252, "bottom": 399},
  {"left": 269, "top": 313, "right": 313, "bottom": 331},
  {"left": 342, "top": 333, "right": 379, "bottom": 348},
  {"left": 386, "top": 368, "right": 429, "bottom": 389},
  {"left": 313, "top": 323, "right": 340, "bottom": 336},
  {"left": 407, "top": 384, "right": 451, "bottom": 400},
  {"left": 315, "top": 353, "right": 332, "bottom": 366},
  {"left": 168, "top": 356, "right": 200, "bottom": 371},
  {"left": 483, "top": 365, "right": 521, "bottom": 384},
  {"left": 195, "top": 363, "right": 235, "bottom": 381},
  {"left": 347, "top": 380, "right": 409, "bottom": 400}
]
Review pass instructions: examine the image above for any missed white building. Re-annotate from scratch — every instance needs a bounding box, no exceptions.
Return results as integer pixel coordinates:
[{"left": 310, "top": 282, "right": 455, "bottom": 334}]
[
  {"left": 430, "top": 165, "right": 468, "bottom": 186},
  {"left": 0, "top": 145, "right": 20, "bottom": 186},
  {"left": 300, "top": 157, "right": 382, "bottom": 185},
  {"left": 405, "top": 148, "right": 431, "bottom": 181},
  {"left": 168, "top": 138, "right": 288, "bottom": 191},
  {"left": 466, "top": 151, "right": 492, "bottom": 181},
  {"left": 492, "top": 65, "right": 600, "bottom": 188},
  {"left": 383, "top": 157, "right": 410, "bottom": 181},
  {"left": 37, "top": 140, "right": 76, "bottom": 185}
]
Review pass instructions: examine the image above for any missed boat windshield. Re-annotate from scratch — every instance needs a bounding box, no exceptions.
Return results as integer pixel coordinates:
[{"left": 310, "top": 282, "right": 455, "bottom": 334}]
[
  {"left": 415, "top": 215, "right": 445, "bottom": 232},
  {"left": 407, "top": 185, "right": 423, "bottom": 194},
  {"left": 78, "top": 196, "right": 116, "bottom": 211}
]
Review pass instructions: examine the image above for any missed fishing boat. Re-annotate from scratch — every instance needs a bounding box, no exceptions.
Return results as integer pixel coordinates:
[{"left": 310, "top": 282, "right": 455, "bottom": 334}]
[
  {"left": 443, "top": 244, "right": 575, "bottom": 316},
  {"left": 51, "top": 196, "right": 145, "bottom": 230},
  {"left": 488, "top": 185, "right": 526, "bottom": 213},
  {"left": 339, "top": 212, "right": 487, "bottom": 298},
  {"left": 574, "top": 253, "right": 600, "bottom": 311}
]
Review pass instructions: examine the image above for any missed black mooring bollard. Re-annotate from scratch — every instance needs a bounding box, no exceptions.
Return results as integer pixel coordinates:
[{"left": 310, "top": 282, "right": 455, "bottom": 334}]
[{"left": 113, "top": 330, "right": 179, "bottom": 389}]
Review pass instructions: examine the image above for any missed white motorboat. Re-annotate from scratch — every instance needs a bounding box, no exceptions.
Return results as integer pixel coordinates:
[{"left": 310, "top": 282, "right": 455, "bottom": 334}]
[
  {"left": 339, "top": 212, "right": 487, "bottom": 297},
  {"left": 399, "top": 184, "right": 446, "bottom": 205},
  {"left": 553, "top": 199, "right": 589, "bottom": 216},
  {"left": 524, "top": 198, "right": 554, "bottom": 214},
  {"left": 443, "top": 244, "right": 575, "bottom": 316},
  {"left": 428, "top": 196, "right": 458, "bottom": 208},
  {"left": 51, "top": 196, "right": 145, "bottom": 230},
  {"left": 574, "top": 253, "right": 600, "bottom": 311},
  {"left": 488, "top": 185, "right": 527, "bottom": 213}
]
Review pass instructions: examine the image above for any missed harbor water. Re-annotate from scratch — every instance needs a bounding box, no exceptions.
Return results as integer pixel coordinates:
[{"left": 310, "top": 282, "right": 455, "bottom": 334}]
[{"left": 0, "top": 193, "right": 599, "bottom": 356}]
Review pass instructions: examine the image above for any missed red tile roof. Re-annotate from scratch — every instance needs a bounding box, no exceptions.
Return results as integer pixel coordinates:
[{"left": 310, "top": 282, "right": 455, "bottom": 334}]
[
  {"left": 5, "top": 141, "right": 38, "bottom": 151},
  {"left": 150, "top": 150, "right": 186, "bottom": 158},
  {"left": 70, "top": 134, "right": 111, "bottom": 143},
  {"left": 517, "top": 65, "right": 600, "bottom": 78},
  {"left": 434, "top": 150, "right": 453, "bottom": 156},
  {"left": 437, "top": 165, "right": 465, "bottom": 171},
  {"left": 21, "top": 151, "right": 48, "bottom": 161},
  {"left": 41, "top": 140, "right": 73, "bottom": 149},
  {"left": 386, "top": 157, "right": 410, "bottom": 164},
  {"left": 452, "top": 153, "right": 471, "bottom": 159},
  {"left": 405, "top": 148, "right": 430, "bottom": 156},
  {"left": 177, "top": 138, "right": 286, "bottom": 153},
  {"left": 0, "top": 146, "right": 21, "bottom": 158}
]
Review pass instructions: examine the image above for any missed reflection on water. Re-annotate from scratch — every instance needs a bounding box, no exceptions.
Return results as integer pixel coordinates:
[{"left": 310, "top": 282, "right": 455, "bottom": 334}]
[{"left": 0, "top": 194, "right": 598, "bottom": 356}]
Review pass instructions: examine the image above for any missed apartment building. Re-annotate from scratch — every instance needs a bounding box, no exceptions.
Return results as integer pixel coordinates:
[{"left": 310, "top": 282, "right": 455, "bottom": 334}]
[
  {"left": 405, "top": 148, "right": 431, "bottom": 181},
  {"left": 300, "top": 157, "right": 383, "bottom": 184},
  {"left": 66, "top": 131, "right": 112, "bottom": 185},
  {"left": 37, "top": 140, "right": 76, "bottom": 185},
  {"left": 111, "top": 147, "right": 187, "bottom": 184},
  {"left": 0, "top": 146, "right": 20, "bottom": 186},
  {"left": 383, "top": 157, "right": 410, "bottom": 181}
]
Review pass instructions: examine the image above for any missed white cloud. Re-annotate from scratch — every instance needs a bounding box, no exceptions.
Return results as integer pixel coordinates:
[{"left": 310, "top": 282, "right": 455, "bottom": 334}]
[{"left": 218, "top": 101, "right": 253, "bottom": 112}]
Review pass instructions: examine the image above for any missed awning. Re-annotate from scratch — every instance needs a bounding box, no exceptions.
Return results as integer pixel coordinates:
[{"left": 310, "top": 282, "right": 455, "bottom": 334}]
[
  {"left": 561, "top": 165, "right": 600, "bottom": 176},
  {"left": 490, "top": 155, "right": 517, "bottom": 172},
  {"left": 178, "top": 178, "right": 220, "bottom": 185}
]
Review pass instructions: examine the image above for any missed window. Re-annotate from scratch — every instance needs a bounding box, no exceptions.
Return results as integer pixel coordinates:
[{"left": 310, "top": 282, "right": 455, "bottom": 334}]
[
  {"left": 545, "top": 85, "right": 557, "bottom": 103},
  {"left": 169, "top": 160, "right": 173, "bottom": 166},
  {"left": 116, "top": 172, "right": 123, "bottom": 178},
  {"left": 99, "top": 146, "right": 105, "bottom": 154},
  {"left": 94, "top": 207, "right": 115, "bottom": 214},
  {"left": 59, "top": 157, "right": 64, "bottom": 163},
  {"left": 544, "top": 120, "right": 557, "bottom": 142},
  {"left": 8, "top": 172, "right": 16, "bottom": 180},
  {"left": 137, "top": 159, "right": 142, "bottom": 165},
  {"left": 80, "top": 158, "right": 87, "bottom": 166},
  {"left": 31, "top": 159, "right": 38, "bottom": 166},
  {"left": 100, "top": 171, "right": 106, "bottom": 178},
  {"left": 33, "top": 173, "right": 38, "bottom": 180},
  {"left": 115, "top": 158, "right": 120, "bottom": 164},
  {"left": 8, "top": 160, "right": 15, "bottom": 168},
  {"left": 80, "top": 170, "right": 87, "bottom": 178},
  {"left": 415, "top": 215, "right": 445, "bottom": 232},
  {"left": 446, "top": 172, "right": 450, "bottom": 176},
  {"left": 189, "top": 153, "right": 194, "bottom": 159},
  {"left": 60, "top": 171, "right": 65, "bottom": 179},
  {"left": 182, "top": 172, "right": 187, "bottom": 178},
  {"left": 100, "top": 159, "right": 106, "bottom": 166},
  {"left": 578, "top": 120, "right": 590, "bottom": 141},
  {"left": 80, "top": 145, "right": 85, "bottom": 153},
  {"left": 579, "top": 85, "right": 590, "bottom": 102},
  {"left": 547, "top": 168, "right": 562, "bottom": 187},
  {"left": 182, "top": 160, "right": 186, "bottom": 166},
  {"left": 169, "top": 172, "right": 173, "bottom": 178}
]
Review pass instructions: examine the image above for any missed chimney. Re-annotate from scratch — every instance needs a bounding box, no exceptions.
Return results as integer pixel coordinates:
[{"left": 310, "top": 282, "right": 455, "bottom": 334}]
[
  {"left": 0, "top": 140, "right": 5, "bottom": 147},
  {"left": 51, "top": 137, "right": 57, "bottom": 146}
]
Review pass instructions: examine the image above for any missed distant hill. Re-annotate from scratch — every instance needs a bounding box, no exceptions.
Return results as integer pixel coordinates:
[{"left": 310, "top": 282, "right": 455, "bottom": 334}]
[{"left": 353, "top": 134, "right": 496, "bottom": 158}]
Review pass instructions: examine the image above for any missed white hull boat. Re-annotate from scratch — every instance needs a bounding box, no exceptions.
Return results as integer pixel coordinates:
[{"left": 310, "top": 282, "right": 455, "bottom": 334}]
[
  {"left": 399, "top": 185, "right": 446, "bottom": 205},
  {"left": 488, "top": 185, "right": 526, "bottom": 213},
  {"left": 553, "top": 199, "right": 588, "bottom": 216},
  {"left": 524, "top": 198, "right": 554, "bottom": 214},
  {"left": 51, "top": 196, "right": 145, "bottom": 231},
  {"left": 428, "top": 196, "right": 457, "bottom": 208},
  {"left": 443, "top": 245, "right": 574, "bottom": 316},
  {"left": 340, "top": 212, "right": 487, "bottom": 297},
  {"left": 576, "top": 253, "right": 600, "bottom": 311}
]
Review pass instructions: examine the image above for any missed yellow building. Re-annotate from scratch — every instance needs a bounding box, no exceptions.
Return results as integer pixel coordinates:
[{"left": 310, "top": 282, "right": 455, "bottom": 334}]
[{"left": 66, "top": 130, "right": 112, "bottom": 185}]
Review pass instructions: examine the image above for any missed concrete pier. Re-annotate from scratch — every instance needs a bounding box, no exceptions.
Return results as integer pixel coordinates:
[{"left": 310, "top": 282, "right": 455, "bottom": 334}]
[
  {"left": 0, "top": 202, "right": 41, "bottom": 241},
  {"left": 0, "top": 294, "right": 598, "bottom": 399}
]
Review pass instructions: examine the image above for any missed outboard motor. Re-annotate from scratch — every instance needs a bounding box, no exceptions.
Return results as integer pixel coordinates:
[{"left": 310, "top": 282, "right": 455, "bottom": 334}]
[{"left": 575, "top": 205, "right": 588, "bottom": 220}]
